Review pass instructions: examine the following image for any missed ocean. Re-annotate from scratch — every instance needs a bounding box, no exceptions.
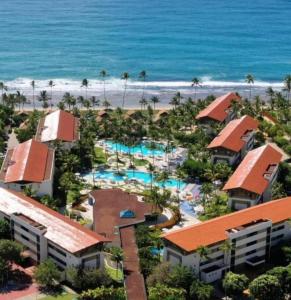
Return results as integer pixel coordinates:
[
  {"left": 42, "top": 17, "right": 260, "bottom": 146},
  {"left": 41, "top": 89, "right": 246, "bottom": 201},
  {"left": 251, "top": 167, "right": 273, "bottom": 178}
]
[{"left": 0, "top": 0, "right": 291, "bottom": 104}]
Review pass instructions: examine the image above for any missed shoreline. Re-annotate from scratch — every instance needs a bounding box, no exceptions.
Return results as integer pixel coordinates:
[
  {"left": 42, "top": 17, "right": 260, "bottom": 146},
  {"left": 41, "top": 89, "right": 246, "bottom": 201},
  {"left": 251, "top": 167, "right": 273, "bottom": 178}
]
[{"left": 4, "top": 85, "right": 284, "bottom": 110}]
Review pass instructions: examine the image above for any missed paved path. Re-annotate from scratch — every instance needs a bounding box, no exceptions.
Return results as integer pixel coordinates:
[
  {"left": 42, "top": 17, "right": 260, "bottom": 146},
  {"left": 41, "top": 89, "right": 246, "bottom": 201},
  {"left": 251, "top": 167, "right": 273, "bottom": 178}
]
[
  {"left": 7, "top": 130, "right": 19, "bottom": 149},
  {"left": 120, "top": 226, "right": 147, "bottom": 300}
]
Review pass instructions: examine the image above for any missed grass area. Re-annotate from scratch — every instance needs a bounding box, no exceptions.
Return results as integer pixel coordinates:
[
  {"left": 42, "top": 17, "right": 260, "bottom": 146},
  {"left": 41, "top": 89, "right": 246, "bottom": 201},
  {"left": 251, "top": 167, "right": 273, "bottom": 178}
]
[
  {"left": 105, "top": 261, "right": 124, "bottom": 282},
  {"left": 42, "top": 293, "right": 76, "bottom": 300},
  {"left": 94, "top": 147, "right": 107, "bottom": 164},
  {"left": 133, "top": 158, "right": 148, "bottom": 166}
]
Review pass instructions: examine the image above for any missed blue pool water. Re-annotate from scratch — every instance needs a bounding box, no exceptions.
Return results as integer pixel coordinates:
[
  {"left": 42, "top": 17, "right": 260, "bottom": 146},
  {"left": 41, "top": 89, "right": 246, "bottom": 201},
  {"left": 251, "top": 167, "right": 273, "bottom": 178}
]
[
  {"left": 105, "top": 141, "right": 173, "bottom": 157},
  {"left": 92, "top": 170, "right": 186, "bottom": 189}
]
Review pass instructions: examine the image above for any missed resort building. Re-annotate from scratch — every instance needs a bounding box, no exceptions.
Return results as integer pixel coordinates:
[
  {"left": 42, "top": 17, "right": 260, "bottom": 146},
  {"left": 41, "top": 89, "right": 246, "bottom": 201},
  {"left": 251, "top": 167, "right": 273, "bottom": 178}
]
[
  {"left": 163, "top": 197, "right": 291, "bottom": 283},
  {"left": 223, "top": 144, "right": 282, "bottom": 210},
  {"left": 35, "top": 109, "right": 79, "bottom": 148},
  {"left": 196, "top": 92, "right": 240, "bottom": 126},
  {"left": 0, "top": 188, "right": 108, "bottom": 270},
  {"left": 0, "top": 139, "right": 54, "bottom": 197},
  {"left": 207, "top": 115, "right": 259, "bottom": 165}
]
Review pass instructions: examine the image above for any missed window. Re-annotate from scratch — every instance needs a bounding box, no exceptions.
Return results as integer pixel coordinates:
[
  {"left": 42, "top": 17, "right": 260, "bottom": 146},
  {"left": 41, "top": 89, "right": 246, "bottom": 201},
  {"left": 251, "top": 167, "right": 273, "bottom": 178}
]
[
  {"left": 48, "top": 253, "right": 66, "bottom": 267},
  {"left": 48, "top": 244, "right": 67, "bottom": 257}
]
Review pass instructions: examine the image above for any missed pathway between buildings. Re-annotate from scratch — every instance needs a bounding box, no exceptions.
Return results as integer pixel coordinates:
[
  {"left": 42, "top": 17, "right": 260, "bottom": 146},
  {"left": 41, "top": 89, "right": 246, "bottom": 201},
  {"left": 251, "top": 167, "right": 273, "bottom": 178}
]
[{"left": 120, "top": 226, "right": 147, "bottom": 300}]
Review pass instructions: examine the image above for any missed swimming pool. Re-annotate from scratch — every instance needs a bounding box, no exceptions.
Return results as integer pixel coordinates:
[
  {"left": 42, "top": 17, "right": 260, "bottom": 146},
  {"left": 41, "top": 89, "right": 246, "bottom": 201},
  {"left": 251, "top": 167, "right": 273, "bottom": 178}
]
[
  {"left": 104, "top": 140, "right": 175, "bottom": 157},
  {"left": 90, "top": 170, "right": 186, "bottom": 189}
]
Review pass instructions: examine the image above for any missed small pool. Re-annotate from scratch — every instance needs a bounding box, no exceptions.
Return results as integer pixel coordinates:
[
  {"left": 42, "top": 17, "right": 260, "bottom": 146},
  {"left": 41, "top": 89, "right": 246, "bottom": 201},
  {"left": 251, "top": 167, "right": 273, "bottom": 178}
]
[
  {"left": 104, "top": 140, "right": 175, "bottom": 157},
  {"left": 90, "top": 170, "right": 186, "bottom": 189}
]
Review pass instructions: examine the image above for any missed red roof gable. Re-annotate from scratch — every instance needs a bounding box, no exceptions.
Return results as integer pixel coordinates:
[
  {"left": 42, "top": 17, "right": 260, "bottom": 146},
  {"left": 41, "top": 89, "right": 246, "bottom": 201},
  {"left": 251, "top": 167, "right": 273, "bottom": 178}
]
[
  {"left": 3, "top": 139, "right": 51, "bottom": 183},
  {"left": 196, "top": 92, "right": 240, "bottom": 122},
  {"left": 223, "top": 144, "right": 282, "bottom": 195},
  {"left": 163, "top": 197, "right": 291, "bottom": 252},
  {"left": 207, "top": 115, "right": 259, "bottom": 152}
]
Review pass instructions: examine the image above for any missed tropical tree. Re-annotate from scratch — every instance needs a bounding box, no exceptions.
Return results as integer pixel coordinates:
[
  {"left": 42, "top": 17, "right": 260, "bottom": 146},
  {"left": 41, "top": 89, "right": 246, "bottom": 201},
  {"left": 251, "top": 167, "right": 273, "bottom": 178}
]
[
  {"left": 249, "top": 274, "right": 283, "bottom": 300},
  {"left": 34, "top": 259, "right": 61, "bottom": 289},
  {"left": 99, "top": 69, "right": 108, "bottom": 101},
  {"left": 121, "top": 72, "right": 129, "bottom": 108},
  {"left": 82, "top": 78, "right": 89, "bottom": 99},
  {"left": 139, "top": 70, "right": 147, "bottom": 100},
  {"left": 80, "top": 286, "right": 126, "bottom": 300},
  {"left": 196, "top": 245, "right": 210, "bottom": 279},
  {"left": 31, "top": 80, "right": 36, "bottom": 109},
  {"left": 266, "top": 87, "right": 275, "bottom": 109},
  {"left": 48, "top": 80, "right": 54, "bottom": 108},
  {"left": 219, "top": 240, "right": 232, "bottom": 276},
  {"left": 37, "top": 90, "right": 50, "bottom": 109},
  {"left": 150, "top": 96, "right": 159, "bottom": 111},
  {"left": 245, "top": 74, "right": 254, "bottom": 99},
  {"left": 223, "top": 272, "right": 249, "bottom": 299},
  {"left": 108, "top": 246, "right": 123, "bottom": 278},
  {"left": 191, "top": 77, "right": 202, "bottom": 100},
  {"left": 148, "top": 284, "right": 186, "bottom": 300},
  {"left": 102, "top": 99, "right": 111, "bottom": 109},
  {"left": 283, "top": 74, "right": 291, "bottom": 101},
  {"left": 0, "top": 82, "right": 8, "bottom": 104},
  {"left": 147, "top": 163, "right": 155, "bottom": 191},
  {"left": 139, "top": 98, "right": 148, "bottom": 110},
  {"left": 0, "top": 220, "right": 10, "bottom": 239},
  {"left": 190, "top": 279, "right": 214, "bottom": 300}
]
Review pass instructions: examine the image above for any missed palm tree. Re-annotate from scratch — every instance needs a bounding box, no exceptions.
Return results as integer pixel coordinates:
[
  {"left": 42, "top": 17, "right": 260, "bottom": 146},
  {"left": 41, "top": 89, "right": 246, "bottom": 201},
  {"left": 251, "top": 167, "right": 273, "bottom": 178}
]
[
  {"left": 121, "top": 72, "right": 129, "bottom": 108},
  {"left": 38, "top": 90, "right": 50, "bottom": 109},
  {"left": 191, "top": 77, "right": 202, "bottom": 100},
  {"left": 219, "top": 240, "right": 232, "bottom": 271},
  {"left": 266, "top": 87, "right": 275, "bottom": 109},
  {"left": 139, "top": 70, "right": 147, "bottom": 100},
  {"left": 102, "top": 99, "right": 111, "bottom": 110},
  {"left": 150, "top": 96, "right": 159, "bottom": 111},
  {"left": 31, "top": 80, "right": 36, "bottom": 109},
  {"left": 254, "top": 95, "right": 262, "bottom": 114},
  {"left": 156, "top": 171, "right": 169, "bottom": 191},
  {"left": 147, "top": 163, "right": 155, "bottom": 191},
  {"left": 100, "top": 70, "right": 108, "bottom": 101},
  {"left": 48, "top": 80, "right": 55, "bottom": 109},
  {"left": 89, "top": 96, "right": 100, "bottom": 108},
  {"left": 81, "top": 78, "right": 89, "bottom": 99},
  {"left": 245, "top": 74, "right": 254, "bottom": 99},
  {"left": 200, "top": 183, "right": 213, "bottom": 208},
  {"left": 0, "top": 82, "right": 8, "bottom": 104},
  {"left": 196, "top": 245, "right": 210, "bottom": 279},
  {"left": 283, "top": 74, "right": 291, "bottom": 102},
  {"left": 139, "top": 98, "right": 147, "bottom": 110},
  {"left": 109, "top": 246, "right": 123, "bottom": 278}
]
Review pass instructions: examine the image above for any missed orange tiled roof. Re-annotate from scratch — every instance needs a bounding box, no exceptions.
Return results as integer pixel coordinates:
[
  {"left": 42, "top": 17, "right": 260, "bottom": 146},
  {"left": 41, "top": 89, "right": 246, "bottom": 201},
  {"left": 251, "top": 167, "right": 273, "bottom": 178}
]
[
  {"left": 207, "top": 115, "right": 259, "bottom": 152},
  {"left": 0, "top": 188, "right": 109, "bottom": 253},
  {"left": 196, "top": 92, "right": 240, "bottom": 122},
  {"left": 223, "top": 144, "right": 282, "bottom": 195},
  {"left": 37, "top": 110, "right": 79, "bottom": 142},
  {"left": 163, "top": 197, "right": 291, "bottom": 252},
  {"left": 1, "top": 139, "right": 53, "bottom": 183}
]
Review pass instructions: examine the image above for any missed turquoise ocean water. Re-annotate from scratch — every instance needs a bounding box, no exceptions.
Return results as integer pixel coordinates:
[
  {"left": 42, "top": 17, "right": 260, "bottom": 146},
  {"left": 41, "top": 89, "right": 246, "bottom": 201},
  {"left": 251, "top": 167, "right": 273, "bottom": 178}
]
[{"left": 1, "top": 0, "right": 291, "bottom": 95}]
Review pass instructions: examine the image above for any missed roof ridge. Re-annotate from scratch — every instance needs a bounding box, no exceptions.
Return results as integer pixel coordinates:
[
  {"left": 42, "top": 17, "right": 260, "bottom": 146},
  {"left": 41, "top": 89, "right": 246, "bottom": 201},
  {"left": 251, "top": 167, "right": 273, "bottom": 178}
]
[{"left": 163, "top": 197, "right": 291, "bottom": 237}]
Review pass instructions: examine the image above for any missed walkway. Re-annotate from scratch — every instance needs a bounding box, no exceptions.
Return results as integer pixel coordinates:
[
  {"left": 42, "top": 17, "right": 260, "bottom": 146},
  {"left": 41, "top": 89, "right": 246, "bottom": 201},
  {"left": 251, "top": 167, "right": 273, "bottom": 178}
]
[{"left": 120, "top": 226, "right": 147, "bottom": 300}]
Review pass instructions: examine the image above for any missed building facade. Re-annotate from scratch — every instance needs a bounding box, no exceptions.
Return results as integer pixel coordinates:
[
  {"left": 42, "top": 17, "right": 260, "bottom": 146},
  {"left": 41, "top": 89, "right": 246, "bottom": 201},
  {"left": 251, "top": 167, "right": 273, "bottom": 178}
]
[
  {"left": 0, "top": 188, "right": 108, "bottom": 270},
  {"left": 223, "top": 144, "right": 282, "bottom": 210},
  {"left": 207, "top": 115, "right": 258, "bottom": 166},
  {"left": 163, "top": 197, "right": 291, "bottom": 283}
]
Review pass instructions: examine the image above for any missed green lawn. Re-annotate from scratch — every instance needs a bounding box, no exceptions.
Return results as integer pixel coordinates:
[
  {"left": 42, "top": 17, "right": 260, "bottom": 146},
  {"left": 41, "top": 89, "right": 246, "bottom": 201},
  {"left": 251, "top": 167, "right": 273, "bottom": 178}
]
[
  {"left": 94, "top": 147, "right": 107, "bottom": 164},
  {"left": 105, "top": 261, "right": 124, "bottom": 282},
  {"left": 42, "top": 293, "right": 77, "bottom": 300},
  {"left": 133, "top": 158, "right": 148, "bottom": 167}
]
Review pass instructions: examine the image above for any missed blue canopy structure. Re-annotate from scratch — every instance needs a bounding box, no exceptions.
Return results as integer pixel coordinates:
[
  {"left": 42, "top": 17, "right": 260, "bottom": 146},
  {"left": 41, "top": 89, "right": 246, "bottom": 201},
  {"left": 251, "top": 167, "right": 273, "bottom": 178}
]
[{"left": 120, "top": 209, "right": 135, "bottom": 218}]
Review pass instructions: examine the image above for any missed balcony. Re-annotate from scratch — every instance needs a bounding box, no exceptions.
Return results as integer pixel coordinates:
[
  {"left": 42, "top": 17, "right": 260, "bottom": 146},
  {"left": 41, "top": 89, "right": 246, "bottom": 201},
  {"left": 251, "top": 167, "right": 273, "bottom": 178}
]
[
  {"left": 246, "top": 256, "right": 265, "bottom": 267},
  {"left": 201, "top": 265, "right": 226, "bottom": 283}
]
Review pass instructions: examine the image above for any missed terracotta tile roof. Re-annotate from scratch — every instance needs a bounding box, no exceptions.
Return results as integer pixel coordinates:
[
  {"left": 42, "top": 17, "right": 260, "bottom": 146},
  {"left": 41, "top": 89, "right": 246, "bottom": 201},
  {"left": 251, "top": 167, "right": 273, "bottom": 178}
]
[
  {"left": 0, "top": 188, "right": 108, "bottom": 253},
  {"left": 163, "top": 197, "right": 291, "bottom": 252},
  {"left": 207, "top": 115, "right": 259, "bottom": 152},
  {"left": 36, "top": 110, "right": 79, "bottom": 142},
  {"left": 223, "top": 144, "right": 282, "bottom": 195},
  {"left": 0, "top": 139, "right": 54, "bottom": 183},
  {"left": 91, "top": 189, "right": 152, "bottom": 243},
  {"left": 196, "top": 92, "right": 240, "bottom": 122}
]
